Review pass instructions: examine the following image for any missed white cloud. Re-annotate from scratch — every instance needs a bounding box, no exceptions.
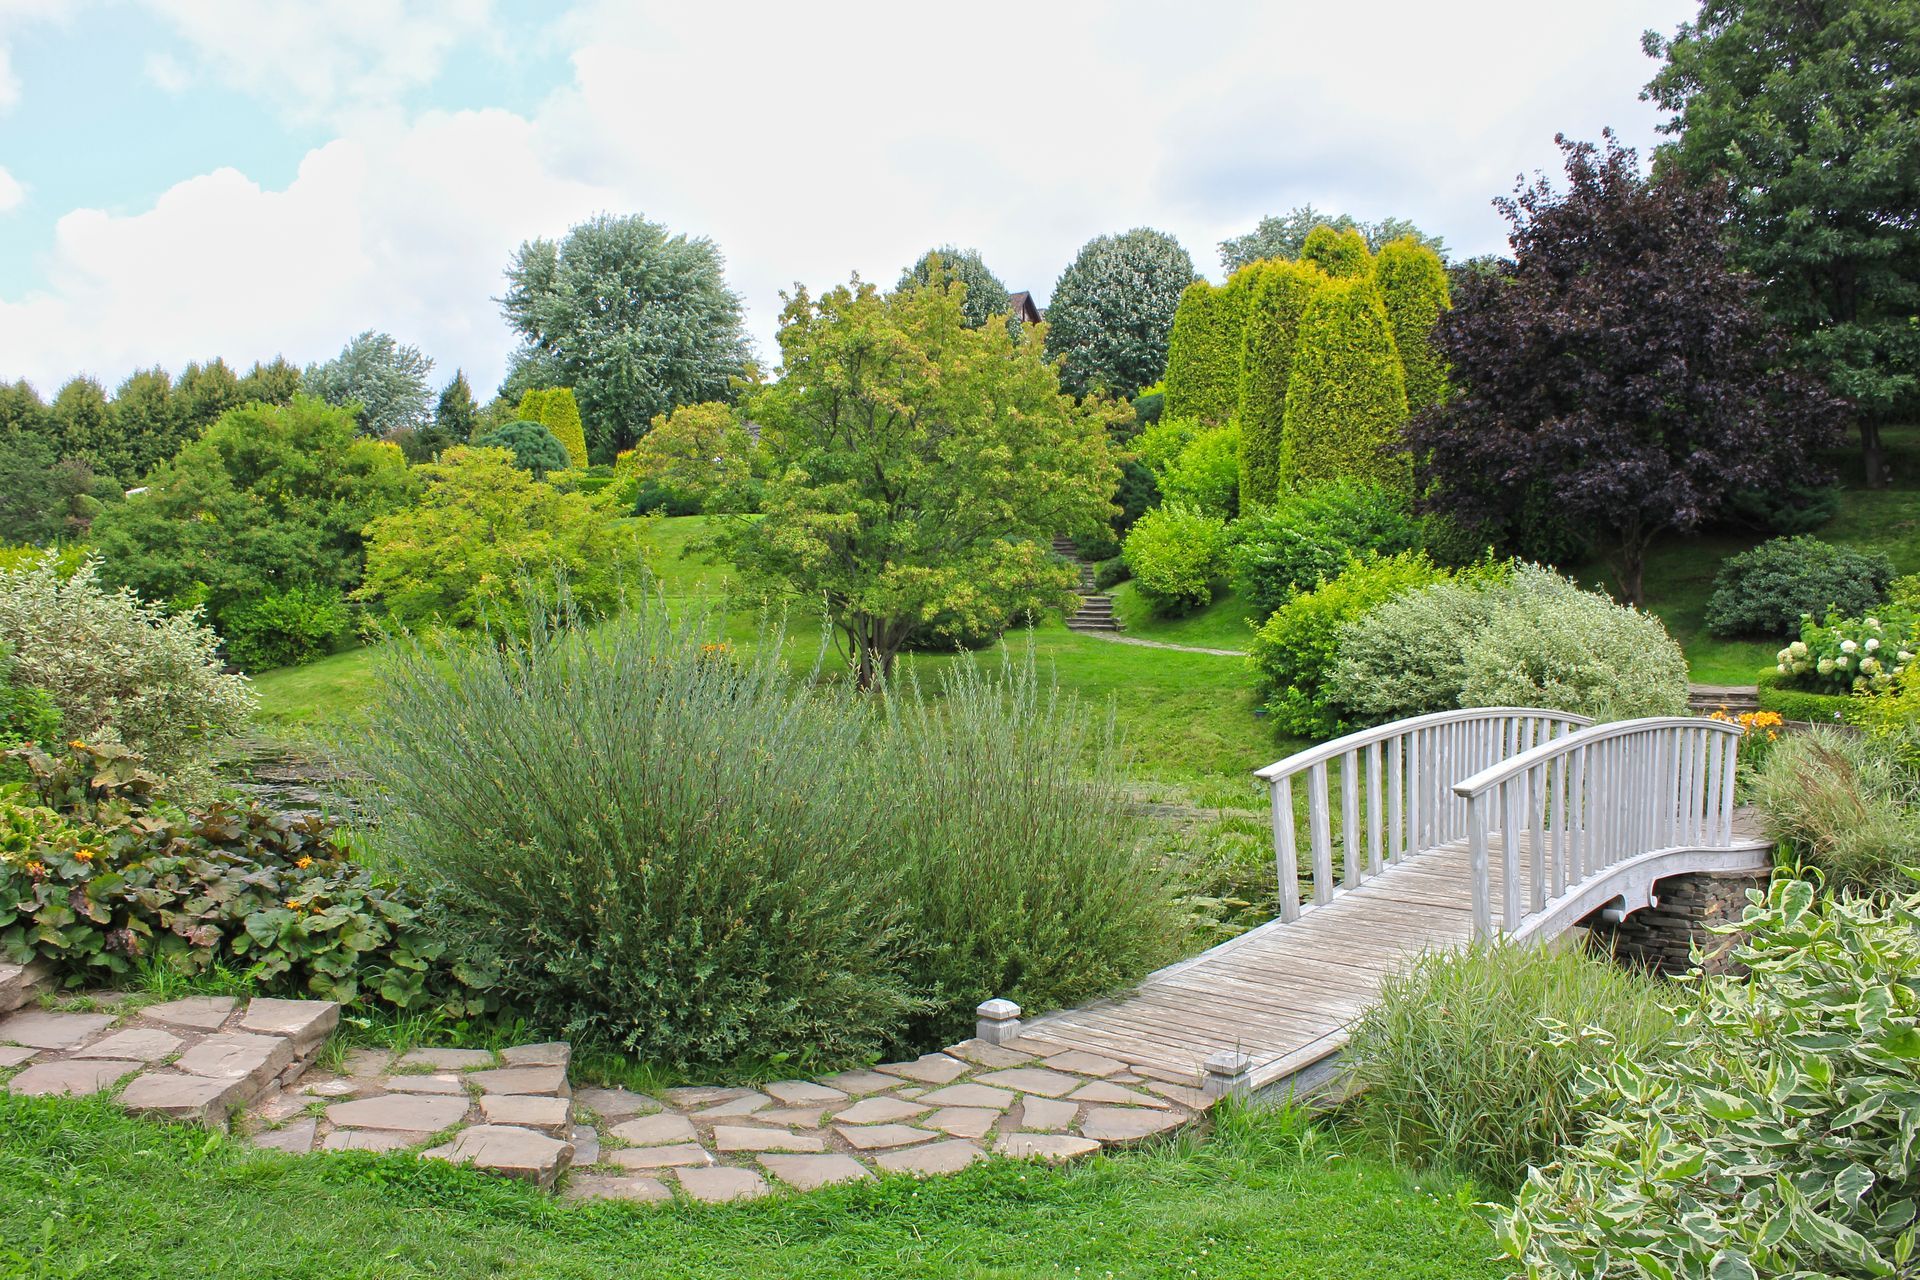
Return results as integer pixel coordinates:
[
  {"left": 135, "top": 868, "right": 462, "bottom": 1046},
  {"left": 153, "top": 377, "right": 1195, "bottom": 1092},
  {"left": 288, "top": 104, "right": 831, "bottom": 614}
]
[
  {"left": 0, "top": 165, "right": 22, "bottom": 212},
  {"left": 134, "top": 0, "right": 501, "bottom": 125},
  {"left": 143, "top": 49, "right": 191, "bottom": 93},
  {"left": 0, "top": 0, "right": 1697, "bottom": 397}
]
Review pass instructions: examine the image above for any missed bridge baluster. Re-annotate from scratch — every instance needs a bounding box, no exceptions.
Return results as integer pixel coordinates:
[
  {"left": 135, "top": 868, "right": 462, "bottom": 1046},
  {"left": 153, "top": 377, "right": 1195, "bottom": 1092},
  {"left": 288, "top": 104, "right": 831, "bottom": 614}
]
[
  {"left": 1502, "top": 775, "right": 1523, "bottom": 930},
  {"left": 1386, "top": 736, "right": 1404, "bottom": 864},
  {"left": 1366, "top": 742, "right": 1384, "bottom": 877},
  {"left": 1529, "top": 762, "right": 1547, "bottom": 913},
  {"left": 1718, "top": 728, "right": 1738, "bottom": 843},
  {"left": 1271, "top": 773, "right": 1299, "bottom": 923},
  {"left": 1308, "top": 762, "right": 1334, "bottom": 904},
  {"left": 1341, "top": 750, "right": 1361, "bottom": 889},
  {"left": 1467, "top": 790, "right": 1490, "bottom": 939}
]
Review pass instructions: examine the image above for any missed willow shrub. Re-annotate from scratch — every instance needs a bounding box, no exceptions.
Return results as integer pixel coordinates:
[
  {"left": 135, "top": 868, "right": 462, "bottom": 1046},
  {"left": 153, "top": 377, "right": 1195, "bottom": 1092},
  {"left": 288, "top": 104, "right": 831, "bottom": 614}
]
[
  {"left": 1344, "top": 940, "right": 1678, "bottom": 1190},
  {"left": 346, "top": 600, "right": 1182, "bottom": 1070}
]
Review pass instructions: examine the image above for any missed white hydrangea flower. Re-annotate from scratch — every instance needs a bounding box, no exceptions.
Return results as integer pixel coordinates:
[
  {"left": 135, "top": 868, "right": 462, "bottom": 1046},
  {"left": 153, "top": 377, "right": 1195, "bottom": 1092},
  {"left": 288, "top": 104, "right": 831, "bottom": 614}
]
[
  {"left": 1866, "top": 637, "right": 1880, "bottom": 652},
  {"left": 1789, "top": 641, "right": 1809, "bottom": 657},
  {"left": 1841, "top": 639, "right": 1858, "bottom": 653},
  {"left": 1866, "top": 617, "right": 1882, "bottom": 630},
  {"left": 1861, "top": 656, "right": 1881, "bottom": 675},
  {"left": 1836, "top": 654, "right": 1851, "bottom": 669},
  {"left": 1818, "top": 657, "right": 1835, "bottom": 674}
]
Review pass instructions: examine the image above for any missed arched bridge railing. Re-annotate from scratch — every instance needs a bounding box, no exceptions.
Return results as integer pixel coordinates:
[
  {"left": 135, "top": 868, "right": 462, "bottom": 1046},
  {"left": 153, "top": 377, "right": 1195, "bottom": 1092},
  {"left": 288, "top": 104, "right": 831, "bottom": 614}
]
[
  {"left": 1253, "top": 708, "right": 1593, "bottom": 923},
  {"left": 1451, "top": 716, "right": 1744, "bottom": 939}
]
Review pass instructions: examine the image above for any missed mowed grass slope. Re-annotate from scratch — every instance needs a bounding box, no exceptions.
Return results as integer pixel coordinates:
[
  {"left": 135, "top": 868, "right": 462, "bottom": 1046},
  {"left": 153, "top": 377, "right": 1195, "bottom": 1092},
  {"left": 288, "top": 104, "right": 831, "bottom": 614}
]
[{"left": 0, "top": 1095, "right": 1502, "bottom": 1280}]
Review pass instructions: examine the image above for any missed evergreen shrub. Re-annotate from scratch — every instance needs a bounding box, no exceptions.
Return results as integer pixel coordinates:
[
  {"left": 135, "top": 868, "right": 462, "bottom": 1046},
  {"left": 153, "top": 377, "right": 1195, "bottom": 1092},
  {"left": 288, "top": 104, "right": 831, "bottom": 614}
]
[
  {"left": 1706, "top": 535, "right": 1894, "bottom": 638},
  {"left": 1236, "top": 260, "right": 1327, "bottom": 507},
  {"left": 1121, "top": 503, "right": 1231, "bottom": 617},
  {"left": 1279, "top": 278, "right": 1411, "bottom": 491},
  {"left": 1227, "top": 480, "right": 1420, "bottom": 623}
]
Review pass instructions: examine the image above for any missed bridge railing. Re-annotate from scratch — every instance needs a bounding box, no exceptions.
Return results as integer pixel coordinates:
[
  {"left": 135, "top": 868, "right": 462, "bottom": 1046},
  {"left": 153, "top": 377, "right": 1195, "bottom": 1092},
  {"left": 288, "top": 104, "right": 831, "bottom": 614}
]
[
  {"left": 1253, "top": 708, "right": 1593, "bottom": 923},
  {"left": 1451, "top": 716, "right": 1744, "bottom": 939}
]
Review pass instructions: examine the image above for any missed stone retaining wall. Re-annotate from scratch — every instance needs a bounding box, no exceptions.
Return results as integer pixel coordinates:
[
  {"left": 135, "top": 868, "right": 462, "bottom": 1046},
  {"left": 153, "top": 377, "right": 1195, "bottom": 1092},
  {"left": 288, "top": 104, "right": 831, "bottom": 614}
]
[{"left": 1587, "top": 868, "right": 1771, "bottom": 976}]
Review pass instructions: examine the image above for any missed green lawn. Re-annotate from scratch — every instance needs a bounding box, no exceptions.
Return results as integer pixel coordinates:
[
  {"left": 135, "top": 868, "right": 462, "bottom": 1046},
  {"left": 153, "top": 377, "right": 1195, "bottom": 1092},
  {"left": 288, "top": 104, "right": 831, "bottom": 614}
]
[
  {"left": 1110, "top": 582, "right": 1258, "bottom": 652},
  {"left": 0, "top": 1095, "right": 1501, "bottom": 1280}
]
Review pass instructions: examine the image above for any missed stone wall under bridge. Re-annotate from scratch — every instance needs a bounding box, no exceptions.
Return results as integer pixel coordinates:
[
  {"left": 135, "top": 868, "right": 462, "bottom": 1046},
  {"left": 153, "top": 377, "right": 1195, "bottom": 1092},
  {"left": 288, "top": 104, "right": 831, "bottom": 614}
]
[{"left": 1583, "top": 867, "right": 1773, "bottom": 977}]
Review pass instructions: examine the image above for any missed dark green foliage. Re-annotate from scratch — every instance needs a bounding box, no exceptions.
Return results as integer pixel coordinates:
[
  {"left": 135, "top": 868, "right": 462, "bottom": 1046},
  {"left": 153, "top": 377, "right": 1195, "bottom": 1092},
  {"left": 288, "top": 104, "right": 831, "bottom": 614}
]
[
  {"left": 472, "top": 419, "right": 570, "bottom": 479},
  {"left": 1093, "top": 556, "right": 1131, "bottom": 590},
  {"left": 1219, "top": 204, "right": 1449, "bottom": 271},
  {"left": 88, "top": 396, "right": 418, "bottom": 658},
  {"left": 1647, "top": 0, "right": 1920, "bottom": 480},
  {"left": 236, "top": 357, "right": 302, "bottom": 407},
  {"left": 1237, "top": 260, "right": 1328, "bottom": 507},
  {"left": 1724, "top": 478, "right": 1843, "bottom": 535},
  {"left": 502, "top": 213, "right": 749, "bottom": 458},
  {"left": 1755, "top": 668, "right": 1854, "bottom": 724},
  {"left": 1044, "top": 227, "right": 1197, "bottom": 397},
  {"left": 345, "top": 604, "right": 1179, "bottom": 1067},
  {"left": 1372, "top": 239, "right": 1451, "bottom": 414},
  {"left": 1705, "top": 535, "right": 1894, "bottom": 638},
  {"left": 1346, "top": 941, "right": 1677, "bottom": 1190},
  {"left": 1, "top": 742, "right": 494, "bottom": 1013},
  {"left": 172, "top": 360, "right": 244, "bottom": 438},
  {"left": 1072, "top": 528, "right": 1121, "bottom": 562},
  {"left": 47, "top": 377, "right": 113, "bottom": 479},
  {"left": 1280, "top": 278, "right": 1411, "bottom": 491},
  {"left": 631, "top": 476, "right": 702, "bottom": 516},
  {"left": 107, "top": 368, "right": 188, "bottom": 482},
  {"left": 221, "top": 586, "right": 351, "bottom": 671},
  {"left": 403, "top": 370, "right": 478, "bottom": 463},
  {"left": 1299, "top": 225, "right": 1371, "bottom": 278},
  {"left": 0, "top": 434, "right": 111, "bottom": 545},
  {"left": 1112, "top": 457, "right": 1159, "bottom": 534},
  {"left": 1163, "top": 273, "right": 1253, "bottom": 424},
  {"left": 1131, "top": 389, "right": 1165, "bottom": 426},
  {"left": 897, "top": 246, "right": 1012, "bottom": 328},
  {"left": 1228, "top": 481, "right": 1421, "bottom": 623}
]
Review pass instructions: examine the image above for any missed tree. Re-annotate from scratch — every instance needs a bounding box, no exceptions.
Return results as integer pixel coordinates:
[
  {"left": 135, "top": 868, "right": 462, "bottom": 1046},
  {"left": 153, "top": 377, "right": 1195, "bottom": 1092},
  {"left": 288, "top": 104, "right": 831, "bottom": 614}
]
[
  {"left": 1237, "top": 260, "right": 1329, "bottom": 507},
  {"left": 175, "top": 359, "right": 244, "bottom": 432},
  {"left": 1406, "top": 134, "right": 1845, "bottom": 605},
  {"left": 721, "top": 278, "right": 1117, "bottom": 687},
  {"left": 501, "top": 213, "right": 749, "bottom": 459},
  {"left": 302, "top": 330, "right": 435, "bottom": 438},
  {"left": 897, "top": 246, "right": 1012, "bottom": 328},
  {"left": 0, "top": 435, "right": 111, "bottom": 545},
  {"left": 1281, "top": 277, "right": 1411, "bottom": 492},
  {"left": 108, "top": 367, "right": 182, "bottom": 481},
  {"left": 1299, "top": 225, "right": 1372, "bottom": 279},
  {"left": 622, "top": 401, "right": 755, "bottom": 513},
  {"left": 401, "top": 370, "right": 479, "bottom": 462},
  {"left": 0, "top": 380, "right": 51, "bottom": 442},
  {"left": 48, "top": 377, "right": 112, "bottom": 480},
  {"left": 89, "top": 396, "right": 419, "bottom": 645},
  {"left": 1163, "top": 270, "right": 1256, "bottom": 424},
  {"left": 1645, "top": 0, "right": 1920, "bottom": 486},
  {"left": 1219, "top": 204, "right": 1448, "bottom": 271},
  {"left": 1373, "top": 238, "right": 1453, "bottom": 414},
  {"left": 236, "top": 357, "right": 302, "bottom": 407},
  {"left": 472, "top": 419, "right": 571, "bottom": 479},
  {"left": 1043, "top": 228, "right": 1196, "bottom": 397},
  {"left": 357, "top": 446, "right": 633, "bottom": 633},
  {"left": 515, "top": 386, "right": 587, "bottom": 470}
]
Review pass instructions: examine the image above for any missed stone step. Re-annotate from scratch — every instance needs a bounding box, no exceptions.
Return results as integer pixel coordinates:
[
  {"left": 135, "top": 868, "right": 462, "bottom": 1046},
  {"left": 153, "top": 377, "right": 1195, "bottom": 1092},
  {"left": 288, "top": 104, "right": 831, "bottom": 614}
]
[{"left": 1068, "top": 619, "right": 1122, "bottom": 631}]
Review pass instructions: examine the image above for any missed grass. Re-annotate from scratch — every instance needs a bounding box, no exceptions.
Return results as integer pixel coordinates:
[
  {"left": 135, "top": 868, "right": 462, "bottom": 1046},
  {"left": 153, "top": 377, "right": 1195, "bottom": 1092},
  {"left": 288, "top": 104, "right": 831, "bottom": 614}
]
[
  {"left": 1110, "top": 582, "right": 1258, "bottom": 652},
  {"left": 0, "top": 1095, "right": 1503, "bottom": 1280}
]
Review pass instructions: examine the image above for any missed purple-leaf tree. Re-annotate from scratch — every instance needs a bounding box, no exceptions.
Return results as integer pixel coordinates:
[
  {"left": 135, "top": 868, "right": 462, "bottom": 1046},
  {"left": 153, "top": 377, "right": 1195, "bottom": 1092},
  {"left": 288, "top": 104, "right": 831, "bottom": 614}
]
[{"left": 1408, "top": 132, "right": 1845, "bottom": 605}]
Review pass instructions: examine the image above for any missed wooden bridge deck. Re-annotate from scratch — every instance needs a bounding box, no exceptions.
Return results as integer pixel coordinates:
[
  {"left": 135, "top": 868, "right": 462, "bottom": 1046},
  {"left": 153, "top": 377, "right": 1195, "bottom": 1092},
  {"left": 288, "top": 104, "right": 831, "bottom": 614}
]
[{"left": 1015, "top": 817, "right": 1769, "bottom": 1097}]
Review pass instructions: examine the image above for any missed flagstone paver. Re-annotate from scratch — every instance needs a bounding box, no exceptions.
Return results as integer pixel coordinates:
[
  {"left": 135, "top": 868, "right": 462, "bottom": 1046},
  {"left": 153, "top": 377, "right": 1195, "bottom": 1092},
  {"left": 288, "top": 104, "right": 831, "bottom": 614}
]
[
  {"left": 0, "top": 1009, "right": 114, "bottom": 1049},
  {"left": 0, "top": 986, "right": 1211, "bottom": 1203}
]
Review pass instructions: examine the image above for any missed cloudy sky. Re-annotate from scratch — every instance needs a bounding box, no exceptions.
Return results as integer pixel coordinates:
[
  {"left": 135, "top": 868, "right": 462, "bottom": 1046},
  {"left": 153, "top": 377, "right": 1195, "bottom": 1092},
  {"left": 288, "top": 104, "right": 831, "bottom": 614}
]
[{"left": 0, "top": 0, "right": 1696, "bottom": 399}]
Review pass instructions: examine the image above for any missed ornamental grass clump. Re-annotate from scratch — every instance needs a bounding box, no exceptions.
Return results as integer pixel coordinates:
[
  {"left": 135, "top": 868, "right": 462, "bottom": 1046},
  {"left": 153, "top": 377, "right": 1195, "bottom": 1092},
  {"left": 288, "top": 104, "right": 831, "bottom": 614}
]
[
  {"left": 346, "top": 601, "right": 915, "bottom": 1071},
  {"left": 1750, "top": 728, "right": 1920, "bottom": 898},
  {"left": 1343, "top": 939, "right": 1678, "bottom": 1190}
]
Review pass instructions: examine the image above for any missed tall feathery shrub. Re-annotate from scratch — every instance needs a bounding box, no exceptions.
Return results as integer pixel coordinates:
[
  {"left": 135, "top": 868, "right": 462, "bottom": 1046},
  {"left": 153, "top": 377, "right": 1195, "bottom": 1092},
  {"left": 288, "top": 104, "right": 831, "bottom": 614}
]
[
  {"left": 1299, "top": 224, "right": 1372, "bottom": 278},
  {"left": 1280, "top": 277, "right": 1411, "bottom": 490},
  {"left": 1236, "top": 260, "right": 1328, "bottom": 507},
  {"left": 1163, "top": 266, "right": 1261, "bottom": 425},
  {"left": 1372, "top": 237, "right": 1451, "bottom": 413}
]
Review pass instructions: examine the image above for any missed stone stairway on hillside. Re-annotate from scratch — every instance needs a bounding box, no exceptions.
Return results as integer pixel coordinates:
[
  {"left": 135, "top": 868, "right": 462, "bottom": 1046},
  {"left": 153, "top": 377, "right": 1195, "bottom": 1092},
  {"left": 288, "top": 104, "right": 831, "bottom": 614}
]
[
  {"left": 1687, "top": 683, "right": 1761, "bottom": 716},
  {"left": 1052, "top": 536, "right": 1120, "bottom": 633}
]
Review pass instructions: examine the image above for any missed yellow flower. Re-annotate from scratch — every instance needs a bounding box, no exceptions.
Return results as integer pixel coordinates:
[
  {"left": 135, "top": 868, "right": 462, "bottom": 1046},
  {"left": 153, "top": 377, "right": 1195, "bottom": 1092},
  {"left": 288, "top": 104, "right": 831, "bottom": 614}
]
[
  {"left": 284, "top": 898, "right": 302, "bottom": 911},
  {"left": 24, "top": 861, "right": 47, "bottom": 878},
  {"left": 67, "top": 740, "right": 88, "bottom": 750},
  {"left": 74, "top": 848, "right": 96, "bottom": 863},
  {"left": 294, "top": 856, "right": 313, "bottom": 870}
]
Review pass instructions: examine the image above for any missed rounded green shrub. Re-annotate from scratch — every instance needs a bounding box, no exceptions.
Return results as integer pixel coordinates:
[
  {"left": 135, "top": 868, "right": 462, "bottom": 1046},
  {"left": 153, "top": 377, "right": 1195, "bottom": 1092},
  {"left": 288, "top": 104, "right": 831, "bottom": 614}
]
[
  {"left": 222, "top": 585, "right": 351, "bottom": 671},
  {"left": 1755, "top": 667, "right": 1853, "bottom": 723},
  {"left": 1705, "top": 535, "right": 1895, "bottom": 638},
  {"left": 1372, "top": 237, "right": 1451, "bottom": 414},
  {"left": 1121, "top": 503, "right": 1230, "bottom": 617},
  {"left": 1346, "top": 940, "right": 1677, "bottom": 1190},
  {"left": 1250, "top": 550, "right": 1446, "bottom": 738},
  {"left": 1299, "top": 224, "right": 1371, "bottom": 278},
  {"left": 1227, "top": 480, "right": 1421, "bottom": 623},
  {"left": 474, "top": 418, "right": 572, "bottom": 479},
  {"left": 1157, "top": 422, "right": 1240, "bottom": 519},
  {"left": 1236, "top": 259, "right": 1328, "bottom": 508},
  {"left": 1280, "top": 278, "right": 1412, "bottom": 491},
  {"left": 1163, "top": 277, "right": 1252, "bottom": 425}
]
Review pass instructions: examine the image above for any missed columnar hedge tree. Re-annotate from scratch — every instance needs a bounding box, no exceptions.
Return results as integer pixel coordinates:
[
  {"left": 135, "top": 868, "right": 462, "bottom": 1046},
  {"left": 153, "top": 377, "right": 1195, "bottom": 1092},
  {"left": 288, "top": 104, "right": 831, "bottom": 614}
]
[
  {"left": 1373, "top": 239, "right": 1452, "bottom": 413},
  {"left": 1043, "top": 227, "right": 1196, "bottom": 397},
  {"left": 1406, "top": 134, "right": 1845, "bottom": 604},
  {"left": 722, "top": 278, "right": 1117, "bottom": 687},
  {"left": 502, "top": 213, "right": 749, "bottom": 459},
  {"left": 1280, "top": 277, "right": 1411, "bottom": 491},
  {"left": 515, "top": 386, "right": 587, "bottom": 470},
  {"left": 1299, "top": 225, "right": 1373, "bottom": 279},
  {"left": 1645, "top": 0, "right": 1920, "bottom": 485},
  {"left": 1163, "top": 270, "right": 1257, "bottom": 425},
  {"left": 1237, "top": 260, "right": 1329, "bottom": 507}
]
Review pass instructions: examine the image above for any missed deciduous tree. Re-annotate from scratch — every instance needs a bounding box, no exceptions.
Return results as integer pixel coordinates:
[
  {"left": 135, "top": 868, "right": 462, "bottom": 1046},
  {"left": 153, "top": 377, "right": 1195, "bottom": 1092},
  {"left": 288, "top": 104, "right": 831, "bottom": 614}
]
[
  {"left": 302, "top": 331, "right": 435, "bottom": 438},
  {"left": 1219, "top": 204, "right": 1447, "bottom": 272},
  {"left": 1043, "top": 228, "right": 1195, "bottom": 398},
  {"left": 501, "top": 213, "right": 749, "bottom": 459},
  {"left": 897, "top": 247, "right": 1012, "bottom": 328},
  {"left": 1407, "top": 134, "right": 1845, "bottom": 604},
  {"left": 1645, "top": 0, "right": 1920, "bottom": 485},
  {"left": 722, "top": 278, "right": 1117, "bottom": 687}
]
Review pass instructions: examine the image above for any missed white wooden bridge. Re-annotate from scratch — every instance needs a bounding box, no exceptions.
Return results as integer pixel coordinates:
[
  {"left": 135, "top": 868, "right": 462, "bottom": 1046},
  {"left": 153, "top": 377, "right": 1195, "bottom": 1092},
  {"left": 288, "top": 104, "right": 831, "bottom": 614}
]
[{"left": 1012, "top": 708, "right": 1771, "bottom": 1097}]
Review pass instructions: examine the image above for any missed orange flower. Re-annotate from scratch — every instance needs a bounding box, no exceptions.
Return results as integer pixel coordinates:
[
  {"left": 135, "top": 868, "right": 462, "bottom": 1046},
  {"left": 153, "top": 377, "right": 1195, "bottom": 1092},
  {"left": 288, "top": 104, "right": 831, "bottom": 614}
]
[
  {"left": 24, "top": 861, "right": 47, "bottom": 878},
  {"left": 284, "top": 898, "right": 302, "bottom": 911},
  {"left": 74, "top": 848, "right": 96, "bottom": 863},
  {"left": 294, "top": 856, "right": 313, "bottom": 870}
]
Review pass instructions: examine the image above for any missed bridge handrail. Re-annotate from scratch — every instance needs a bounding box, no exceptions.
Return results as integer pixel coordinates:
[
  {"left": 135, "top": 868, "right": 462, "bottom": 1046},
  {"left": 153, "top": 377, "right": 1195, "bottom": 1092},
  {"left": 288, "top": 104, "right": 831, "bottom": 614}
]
[
  {"left": 1254, "top": 707, "right": 1593, "bottom": 923},
  {"left": 1450, "top": 716, "right": 1745, "bottom": 938}
]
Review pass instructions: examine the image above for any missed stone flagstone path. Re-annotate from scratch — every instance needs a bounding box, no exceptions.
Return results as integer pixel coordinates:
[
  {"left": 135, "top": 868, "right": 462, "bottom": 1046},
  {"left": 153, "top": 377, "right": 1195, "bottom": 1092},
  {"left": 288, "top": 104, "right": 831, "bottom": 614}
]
[{"left": 1, "top": 965, "right": 1207, "bottom": 1204}]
